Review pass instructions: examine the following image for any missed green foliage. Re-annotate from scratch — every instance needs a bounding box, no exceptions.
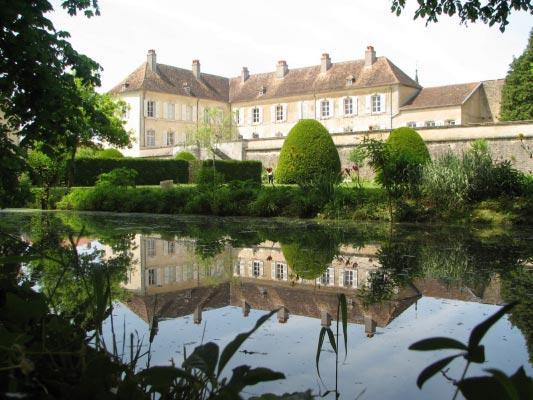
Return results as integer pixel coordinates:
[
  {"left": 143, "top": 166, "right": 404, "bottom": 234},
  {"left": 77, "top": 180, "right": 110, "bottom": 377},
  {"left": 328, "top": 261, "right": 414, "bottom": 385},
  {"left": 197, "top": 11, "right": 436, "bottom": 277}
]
[
  {"left": 500, "top": 29, "right": 533, "bottom": 121},
  {"left": 96, "top": 168, "right": 137, "bottom": 188},
  {"left": 27, "top": 149, "right": 66, "bottom": 209},
  {"left": 276, "top": 119, "right": 341, "bottom": 184},
  {"left": 410, "top": 302, "right": 533, "bottom": 400},
  {"left": 70, "top": 158, "right": 189, "bottom": 186},
  {"left": 390, "top": 0, "right": 532, "bottom": 32},
  {"left": 199, "top": 160, "right": 262, "bottom": 184},
  {"left": 175, "top": 151, "right": 196, "bottom": 161},
  {"left": 96, "top": 148, "right": 124, "bottom": 158}
]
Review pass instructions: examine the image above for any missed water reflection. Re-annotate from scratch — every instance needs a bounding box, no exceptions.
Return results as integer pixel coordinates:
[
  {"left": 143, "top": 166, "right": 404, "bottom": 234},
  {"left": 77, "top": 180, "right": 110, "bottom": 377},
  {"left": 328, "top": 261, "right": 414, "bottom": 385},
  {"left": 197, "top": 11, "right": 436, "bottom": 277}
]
[{"left": 1, "top": 211, "right": 531, "bottom": 399}]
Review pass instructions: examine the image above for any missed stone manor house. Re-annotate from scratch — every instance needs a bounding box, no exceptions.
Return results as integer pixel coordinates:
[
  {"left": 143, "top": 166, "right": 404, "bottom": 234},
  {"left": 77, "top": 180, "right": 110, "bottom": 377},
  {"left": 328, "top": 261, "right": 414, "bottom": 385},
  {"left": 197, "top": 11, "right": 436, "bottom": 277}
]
[{"left": 111, "top": 46, "right": 504, "bottom": 158}]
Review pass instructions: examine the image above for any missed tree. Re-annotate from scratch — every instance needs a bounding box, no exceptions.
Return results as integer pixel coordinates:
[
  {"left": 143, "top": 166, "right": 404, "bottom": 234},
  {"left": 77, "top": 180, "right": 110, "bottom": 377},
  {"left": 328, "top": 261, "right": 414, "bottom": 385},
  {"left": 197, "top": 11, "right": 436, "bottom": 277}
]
[
  {"left": 186, "top": 107, "right": 237, "bottom": 186},
  {"left": 500, "top": 29, "right": 533, "bottom": 121},
  {"left": 391, "top": 0, "right": 532, "bottom": 32},
  {"left": 0, "top": 0, "right": 109, "bottom": 206},
  {"left": 27, "top": 148, "right": 65, "bottom": 209}
]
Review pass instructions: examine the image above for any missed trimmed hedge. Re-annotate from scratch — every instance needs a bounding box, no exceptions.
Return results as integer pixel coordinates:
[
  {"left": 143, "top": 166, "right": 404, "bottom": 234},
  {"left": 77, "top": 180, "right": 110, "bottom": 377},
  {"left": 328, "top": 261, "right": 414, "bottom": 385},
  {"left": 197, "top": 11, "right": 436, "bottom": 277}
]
[
  {"left": 199, "top": 160, "right": 262, "bottom": 183},
  {"left": 69, "top": 158, "right": 189, "bottom": 186},
  {"left": 175, "top": 151, "right": 196, "bottom": 161},
  {"left": 276, "top": 119, "right": 341, "bottom": 184},
  {"left": 386, "top": 127, "right": 430, "bottom": 165}
]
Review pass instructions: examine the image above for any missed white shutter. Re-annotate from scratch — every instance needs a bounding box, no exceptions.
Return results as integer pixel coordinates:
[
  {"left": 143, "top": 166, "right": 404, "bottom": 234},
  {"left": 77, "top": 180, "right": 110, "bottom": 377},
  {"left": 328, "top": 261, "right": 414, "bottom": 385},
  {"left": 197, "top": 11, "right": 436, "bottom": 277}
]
[
  {"left": 436, "top": 120, "right": 444, "bottom": 126},
  {"left": 338, "top": 269, "right": 344, "bottom": 286},
  {"left": 258, "top": 107, "right": 263, "bottom": 124},
  {"left": 283, "top": 264, "right": 288, "bottom": 281},
  {"left": 329, "top": 99, "right": 334, "bottom": 118},
  {"left": 163, "top": 242, "right": 168, "bottom": 255},
  {"left": 181, "top": 104, "right": 187, "bottom": 121},
  {"left": 270, "top": 105, "right": 276, "bottom": 124},
  {"left": 297, "top": 101, "right": 303, "bottom": 120},
  {"left": 163, "top": 102, "right": 168, "bottom": 119},
  {"left": 339, "top": 98, "right": 345, "bottom": 117},
  {"left": 156, "top": 269, "right": 161, "bottom": 286},
  {"left": 143, "top": 99, "right": 148, "bottom": 117},
  {"left": 271, "top": 263, "right": 276, "bottom": 279},
  {"left": 283, "top": 104, "right": 288, "bottom": 122},
  {"left": 175, "top": 104, "right": 180, "bottom": 120},
  {"left": 240, "top": 108, "right": 245, "bottom": 126},
  {"left": 328, "top": 268, "right": 334, "bottom": 286},
  {"left": 354, "top": 271, "right": 358, "bottom": 288},
  {"left": 155, "top": 102, "right": 161, "bottom": 118},
  {"left": 380, "top": 94, "right": 386, "bottom": 113},
  {"left": 248, "top": 108, "right": 253, "bottom": 125},
  {"left": 352, "top": 97, "right": 358, "bottom": 116},
  {"left": 315, "top": 100, "right": 321, "bottom": 119},
  {"left": 365, "top": 95, "right": 372, "bottom": 114},
  {"left": 247, "top": 261, "right": 252, "bottom": 277},
  {"left": 192, "top": 105, "right": 197, "bottom": 121}
]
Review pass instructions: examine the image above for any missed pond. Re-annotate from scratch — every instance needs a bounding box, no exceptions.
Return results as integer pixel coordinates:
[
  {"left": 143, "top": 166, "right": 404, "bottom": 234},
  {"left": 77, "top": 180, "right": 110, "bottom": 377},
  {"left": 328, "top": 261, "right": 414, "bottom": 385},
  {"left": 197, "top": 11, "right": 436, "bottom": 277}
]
[{"left": 1, "top": 210, "right": 531, "bottom": 399}]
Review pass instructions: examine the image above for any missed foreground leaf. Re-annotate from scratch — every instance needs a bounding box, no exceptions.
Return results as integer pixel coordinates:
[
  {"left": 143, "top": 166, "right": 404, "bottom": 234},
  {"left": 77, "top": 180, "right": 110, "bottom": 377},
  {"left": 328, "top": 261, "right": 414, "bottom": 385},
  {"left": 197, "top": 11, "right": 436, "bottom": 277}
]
[
  {"left": 182, "top": 341, "right": 219, "bottom": 379},
  {"left": 416, "top": 355, "right": 459, "bottom": 389},
  {"left": 316, "top": 327, "right": 327, "bottom": 379},
  {"left": 468, "top": 302, "right": 517, "bottom": 350},
  {"left": 409, "top": 337, "right": 468, "bottom": 352},
  {"left": 338, "top": 293, "right": 348, "bottom": 360}
]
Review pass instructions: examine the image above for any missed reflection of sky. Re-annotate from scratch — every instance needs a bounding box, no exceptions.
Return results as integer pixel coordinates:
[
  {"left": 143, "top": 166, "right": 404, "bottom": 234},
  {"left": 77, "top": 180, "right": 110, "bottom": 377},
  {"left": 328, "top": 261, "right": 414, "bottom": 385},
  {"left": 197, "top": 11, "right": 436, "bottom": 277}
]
[{"left": 103, "top": 297, "right": 531, "bottom": 399}]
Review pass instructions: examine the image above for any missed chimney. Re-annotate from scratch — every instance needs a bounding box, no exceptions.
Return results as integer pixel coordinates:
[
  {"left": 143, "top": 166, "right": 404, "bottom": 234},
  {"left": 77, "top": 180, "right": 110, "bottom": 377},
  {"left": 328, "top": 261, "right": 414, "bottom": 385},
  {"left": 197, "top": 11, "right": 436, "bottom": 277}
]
[
  {"left": 241, "top": 67, "right": 249, "bottom": 83},
  {"left": 365, "top": 46, "right": 376, "bottom": 68},
  {"left": 147, "top": 49, "right": 157, "bottom": 72},
  {"left": 276, "top": 60, "right": 288, "bottom": 78},
  {"left": 192, "top": 59, "right": 201, "bottom": 79},
  {"left": 321, "top": 53, "right": 331, "bottom": 73}
]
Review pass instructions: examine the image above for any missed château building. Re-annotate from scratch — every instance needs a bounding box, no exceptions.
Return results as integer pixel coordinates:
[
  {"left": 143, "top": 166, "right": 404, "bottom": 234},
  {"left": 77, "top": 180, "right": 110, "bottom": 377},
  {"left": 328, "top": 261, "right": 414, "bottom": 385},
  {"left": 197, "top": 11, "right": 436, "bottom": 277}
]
[{"left": 111, "top": 47, "right": 503, "bottom": 158}]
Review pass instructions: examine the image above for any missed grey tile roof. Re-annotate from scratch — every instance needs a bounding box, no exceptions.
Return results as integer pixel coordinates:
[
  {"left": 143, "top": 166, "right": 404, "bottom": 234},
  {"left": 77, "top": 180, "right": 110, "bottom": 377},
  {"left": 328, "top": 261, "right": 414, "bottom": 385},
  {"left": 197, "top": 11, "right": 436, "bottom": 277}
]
[{"left": 400, "top": 82, "right": 481, "bottom": 110}]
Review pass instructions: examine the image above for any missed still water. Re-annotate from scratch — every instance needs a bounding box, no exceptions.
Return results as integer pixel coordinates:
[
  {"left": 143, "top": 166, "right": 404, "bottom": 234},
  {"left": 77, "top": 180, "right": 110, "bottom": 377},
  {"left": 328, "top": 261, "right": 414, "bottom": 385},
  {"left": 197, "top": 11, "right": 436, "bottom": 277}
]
[{"left": 1, "top": 210, "right": 531, "bottom": 399}]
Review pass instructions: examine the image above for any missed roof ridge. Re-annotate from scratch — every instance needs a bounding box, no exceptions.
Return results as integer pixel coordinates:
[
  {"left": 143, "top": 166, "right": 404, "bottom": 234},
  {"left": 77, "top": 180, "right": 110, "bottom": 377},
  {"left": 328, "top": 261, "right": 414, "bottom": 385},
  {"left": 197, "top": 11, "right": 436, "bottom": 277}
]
[
  {"left": 157, "top": 62, "right": 229, "bottom": 81},
  {"left": 383, "top": 58, "right": 420, "bottom": 88}
]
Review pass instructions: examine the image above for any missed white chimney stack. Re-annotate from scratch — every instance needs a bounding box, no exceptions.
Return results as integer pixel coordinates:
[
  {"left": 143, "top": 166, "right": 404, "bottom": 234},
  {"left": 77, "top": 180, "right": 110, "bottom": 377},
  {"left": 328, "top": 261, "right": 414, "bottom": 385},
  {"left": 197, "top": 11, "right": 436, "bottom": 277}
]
[
  {"left": 365, "top": 46, "right": 376, "bottom": 68},
  {"left": 192, "top": 59, "right": 201, "bottom": 79},
  {"left": 276, "top": 60, "right": 288, "bottom": 78},
  {"left": 147, "top": 49, "right": 157, "bottom": 72},
  {"left": 321, "top": 53, "right": 332, "bottom": 73}
]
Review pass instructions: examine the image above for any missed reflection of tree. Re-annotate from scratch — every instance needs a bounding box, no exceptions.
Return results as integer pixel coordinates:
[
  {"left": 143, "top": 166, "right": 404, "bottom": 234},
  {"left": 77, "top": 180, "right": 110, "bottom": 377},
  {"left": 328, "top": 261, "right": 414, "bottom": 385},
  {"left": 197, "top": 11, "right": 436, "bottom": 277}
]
[{"left": 501, "top": 266, "right": 533, "bottom": 364}]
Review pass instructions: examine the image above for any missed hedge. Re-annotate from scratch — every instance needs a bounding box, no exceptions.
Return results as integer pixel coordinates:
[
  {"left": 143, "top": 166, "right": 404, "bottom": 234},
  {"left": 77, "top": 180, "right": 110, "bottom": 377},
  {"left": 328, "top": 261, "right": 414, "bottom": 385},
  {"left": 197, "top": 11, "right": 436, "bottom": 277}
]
[
  {"left": 199, "top": 160, "right": 262, "bottom": 183},
  {"left": 69, "top": 158, "right": 189, "bottom": 186},
  {"left": 276, "top": 119, "right": 341, "bottom": 184}
]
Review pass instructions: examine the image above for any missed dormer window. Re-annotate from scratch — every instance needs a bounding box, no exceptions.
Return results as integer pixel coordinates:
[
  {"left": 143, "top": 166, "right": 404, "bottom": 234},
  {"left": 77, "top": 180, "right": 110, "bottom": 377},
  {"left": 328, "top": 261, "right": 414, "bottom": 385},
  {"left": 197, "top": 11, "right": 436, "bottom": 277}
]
[
  {"left": 259, "top": 86, "right": 266, "bottom": 96},
  {"left": 346, "top": 75, "right": 355, "bottom": 86},
  {"left": 121, "top": 82, "right": 130, "bottom": 92},
  {"left": 183, "top": 82, "right": 191, "bottom": 95}
]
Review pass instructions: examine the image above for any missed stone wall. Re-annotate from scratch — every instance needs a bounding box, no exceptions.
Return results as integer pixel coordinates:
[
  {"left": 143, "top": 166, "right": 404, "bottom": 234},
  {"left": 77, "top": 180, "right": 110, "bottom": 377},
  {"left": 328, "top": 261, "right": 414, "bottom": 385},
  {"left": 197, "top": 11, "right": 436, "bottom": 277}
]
[{"left": 238, "top": 121, "right": 533, "bottom": 176}]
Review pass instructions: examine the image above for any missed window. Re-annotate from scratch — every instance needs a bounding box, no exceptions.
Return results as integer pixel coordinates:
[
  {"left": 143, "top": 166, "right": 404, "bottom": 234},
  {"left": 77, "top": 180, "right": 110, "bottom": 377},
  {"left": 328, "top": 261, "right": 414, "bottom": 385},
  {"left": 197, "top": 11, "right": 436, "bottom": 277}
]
[
  {"left": 146, "top": 239, "right": 156, "bottom": 257},
  {"left": 145, "top": 130, "right": 155, "bottom": 147},
  {"left": 320, "top": 100, "right": 330, "bottom": 119},
  {"left": 275, "top": 105, "right": 284, "bottom": 122},
  {"left": 425, "top": 120, "right": 436, "bottom": 127},
  {"left": 371, "top": 94, "right": 382, "bottom": 113},
  {"left": 252, "top": 107, "right": 260, "bottom": 124},
  {"left": 445, "top": 119, "right": 456, "bottom": 126},
  {"left": 252, "top": 260, "right": 262, "bottom": 277},
  {"left": 167, "top": 103, "right": 175, "bottom": 120},
  {"left": 252, "top": 132, "right": 259, "bottom": 139},
  {"left": 234, "top": 109, "right": 241, "bottom": 125},
  {"left": 163, "top": 266, "right": 172, "bottom": 284},
  {"left": 343, "top": 270, "right": 354, "bottom": 287},
  {"left": 122, "top": 106, "right": 130, "bottom": 120},
  {"left": 234, "top": 260, "right": 244, "bottom": 276},
  {"left": 148, "top": 269, "right": 156, "bottom": 285},
  {"left": 147, "top": 101, "right": 155, "bottom": 117},
  {"left": 275, "top": 262, "right": 286, "bottom": 280},
  {"left": 320, "top": 269, "right": 330, "bottom": 285},
  {"left": 407, "top": 121, "right": 417, "bottom": 128},
  {"left": 186, "top": 105, "right": 193, "bottom": 121},
  {"left": 166, "top": 241, "right": 175, "bottom": 255},
  {"left": 166, "top": 131, "right": 175, "bottom": 146},
  {"left": 343, "top": 97, "right": 353, "bottom": 116}
]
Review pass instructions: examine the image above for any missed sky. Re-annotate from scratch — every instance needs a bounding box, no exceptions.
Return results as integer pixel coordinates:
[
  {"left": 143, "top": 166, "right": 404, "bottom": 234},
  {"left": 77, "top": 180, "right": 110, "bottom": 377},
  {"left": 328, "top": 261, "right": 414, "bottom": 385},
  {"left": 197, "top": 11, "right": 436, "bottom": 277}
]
[{"left": 49, "top": 0, "right": 532, "bottom": 92}]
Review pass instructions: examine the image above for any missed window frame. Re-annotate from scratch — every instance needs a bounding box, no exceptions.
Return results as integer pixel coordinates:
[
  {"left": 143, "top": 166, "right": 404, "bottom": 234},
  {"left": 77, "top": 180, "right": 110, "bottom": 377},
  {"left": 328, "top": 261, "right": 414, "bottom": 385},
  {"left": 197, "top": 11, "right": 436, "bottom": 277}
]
[
  {"left": 343, "top": 270, "right": 354, "bottom": 287},
  {"left": 371, "top": 94, "right": 381, "bottom": 113},
  {"left": 148, "top": 269, "right": 156, "bottom": 285},
  {"left": 147, "top": 100, "right": 155, "bottom": 118},
  {"left": 145, "top": 129, "right": 156, "bottom": 147},
  {"left": 275, "top": 104, "right": 284, "bottom": 122},
  {"left": 407, "top": 121, "right": 417, "bottom": 128},
  {"left": 343, "top": 97, "right": 353, "bottom": 116},
  {"left": 275, "top": 262, "right": 286, "bottom": 280},
  {"left": 167, "top": 103, "right": 175, "bottom": 120},
  {"left": 252, "top": 260, "right": 261, "bottom": 277},
  {"left": 445, "top": 119, "right": 456, "bottom": 126},
  {"left": 166, "top": 131, "right": 175, "bottom": 146},
  {"left": 425, "top": 120, "right": 436, "bottom": 127},
  {"left": 320, "top": 100, "right": 330, "bottom": 119},
  {"left": 234, "top": 109, "right": 241, "bottom": 125},
  {"left": 252, "top": 107, "right": 260, "bottom": 124}
]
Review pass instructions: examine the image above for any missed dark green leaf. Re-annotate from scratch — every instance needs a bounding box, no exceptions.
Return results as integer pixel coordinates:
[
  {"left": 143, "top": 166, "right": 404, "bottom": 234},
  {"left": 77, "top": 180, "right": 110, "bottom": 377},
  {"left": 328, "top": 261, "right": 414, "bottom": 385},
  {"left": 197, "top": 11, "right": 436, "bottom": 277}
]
[
  {"left": 468, "top": 302, "right": 517, "bottom": 349},
  {"left": 409, "top": 337, "right": 468, "bottom": 351},
  {"left": 466, "top": 345, "right": 485, "bottom": 364},
  {"left": 458, "top": 376, "right": 511, "bottom": 400},
  {"left": 182, "top": 342, "right": 219, "bottom": 379},
  {"left": 416, "top": 355, "right": 459, "bottom": 389},
  {"left": 338, "top": 293, "right": 348, "bottom": 360},
  {"left": 508, "top": 367, "right": 533, "bottom": 400},
  {"left": 325, "top": 328, "right": 337, "bottom": 354},
  {"left": 0, "top": 255, "right": 41, "bottom": 264},
  {"left": 485, "top": 369, "right": 519, "bottom": 400},
  {"left": 137, "top": 366, "right": 196, "bottom": 394},
  {"left": 217, "top": 309, "right": 277, "bottom": 378},
  {"left": 316, "top": 327, "right": 327, "bottom": 379}
]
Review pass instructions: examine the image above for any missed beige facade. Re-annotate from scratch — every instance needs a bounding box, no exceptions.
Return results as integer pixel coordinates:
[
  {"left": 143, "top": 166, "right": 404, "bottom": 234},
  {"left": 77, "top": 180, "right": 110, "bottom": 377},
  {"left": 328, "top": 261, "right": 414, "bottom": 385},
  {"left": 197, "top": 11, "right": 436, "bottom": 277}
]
[{"left": 111, "top": 48, "right": 504, "bottom": 158}]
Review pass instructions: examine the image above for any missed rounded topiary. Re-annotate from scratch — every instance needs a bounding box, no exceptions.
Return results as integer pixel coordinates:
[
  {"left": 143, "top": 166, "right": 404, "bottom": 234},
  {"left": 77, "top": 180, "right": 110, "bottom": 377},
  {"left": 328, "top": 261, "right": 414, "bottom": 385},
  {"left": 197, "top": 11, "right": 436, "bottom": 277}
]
[
  {"left": 386, "top": 127, "right": 430, "bottom": 165},
  {"left": 281, "top": 243, "right": 334, "bottom": 280},
  {"left": 96, "top": 148, "right": 124, "bottom": 158},
  {"left": 175, "top": 151, "right": 196, "bottom": 161},
  {"left": 276, "top": 119, "right": 341, "bottom": 184}
]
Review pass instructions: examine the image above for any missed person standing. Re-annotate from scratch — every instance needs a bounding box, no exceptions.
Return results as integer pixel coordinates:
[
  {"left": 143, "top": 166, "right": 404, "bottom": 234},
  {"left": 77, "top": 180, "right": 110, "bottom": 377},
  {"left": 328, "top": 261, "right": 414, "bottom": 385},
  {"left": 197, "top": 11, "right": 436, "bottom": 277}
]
[{"left": 266, "top": 167, "right": 274, "bottom": 185}]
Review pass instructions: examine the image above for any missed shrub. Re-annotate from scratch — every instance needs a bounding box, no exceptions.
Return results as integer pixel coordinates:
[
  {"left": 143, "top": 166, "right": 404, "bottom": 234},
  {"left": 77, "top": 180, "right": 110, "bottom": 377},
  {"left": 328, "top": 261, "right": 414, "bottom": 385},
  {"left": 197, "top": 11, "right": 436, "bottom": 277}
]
[
  {"left": 175, "top": 151, "right": 196, "bottom": 161},
  {"left": 380, "top": 127, "right": 430, "bottom": 195},
  {"left": 96, "top": 148, "right": 124, "bottom": 158},
  {"left": 276, "top": 119, "right": 341, "bottom": 184},
  {"left": 69, "top": 158, "right": 189, "bottom": 186},
  {"left": 198, "top": 160, "right": 262, "bottom": 184},
  {"left": 96, "top": 167, "right": 137, "bottom": 187}
]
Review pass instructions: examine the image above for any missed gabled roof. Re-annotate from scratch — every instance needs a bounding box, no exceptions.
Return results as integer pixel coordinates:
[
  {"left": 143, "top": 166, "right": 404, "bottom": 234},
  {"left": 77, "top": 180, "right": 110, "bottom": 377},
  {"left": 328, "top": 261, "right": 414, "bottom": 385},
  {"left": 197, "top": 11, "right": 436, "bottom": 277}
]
[
  {"left": 229, "top": 57, "right": 420, "bottom": 103},
  {"left": 400, "top": 82, "right": 481, "bottom": 111},
  {"left": 109, "top": 63, "right": 230, "bottom": 102},
  {"left": 110, "top": 56, "right": 420, "bottom": 103}
]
